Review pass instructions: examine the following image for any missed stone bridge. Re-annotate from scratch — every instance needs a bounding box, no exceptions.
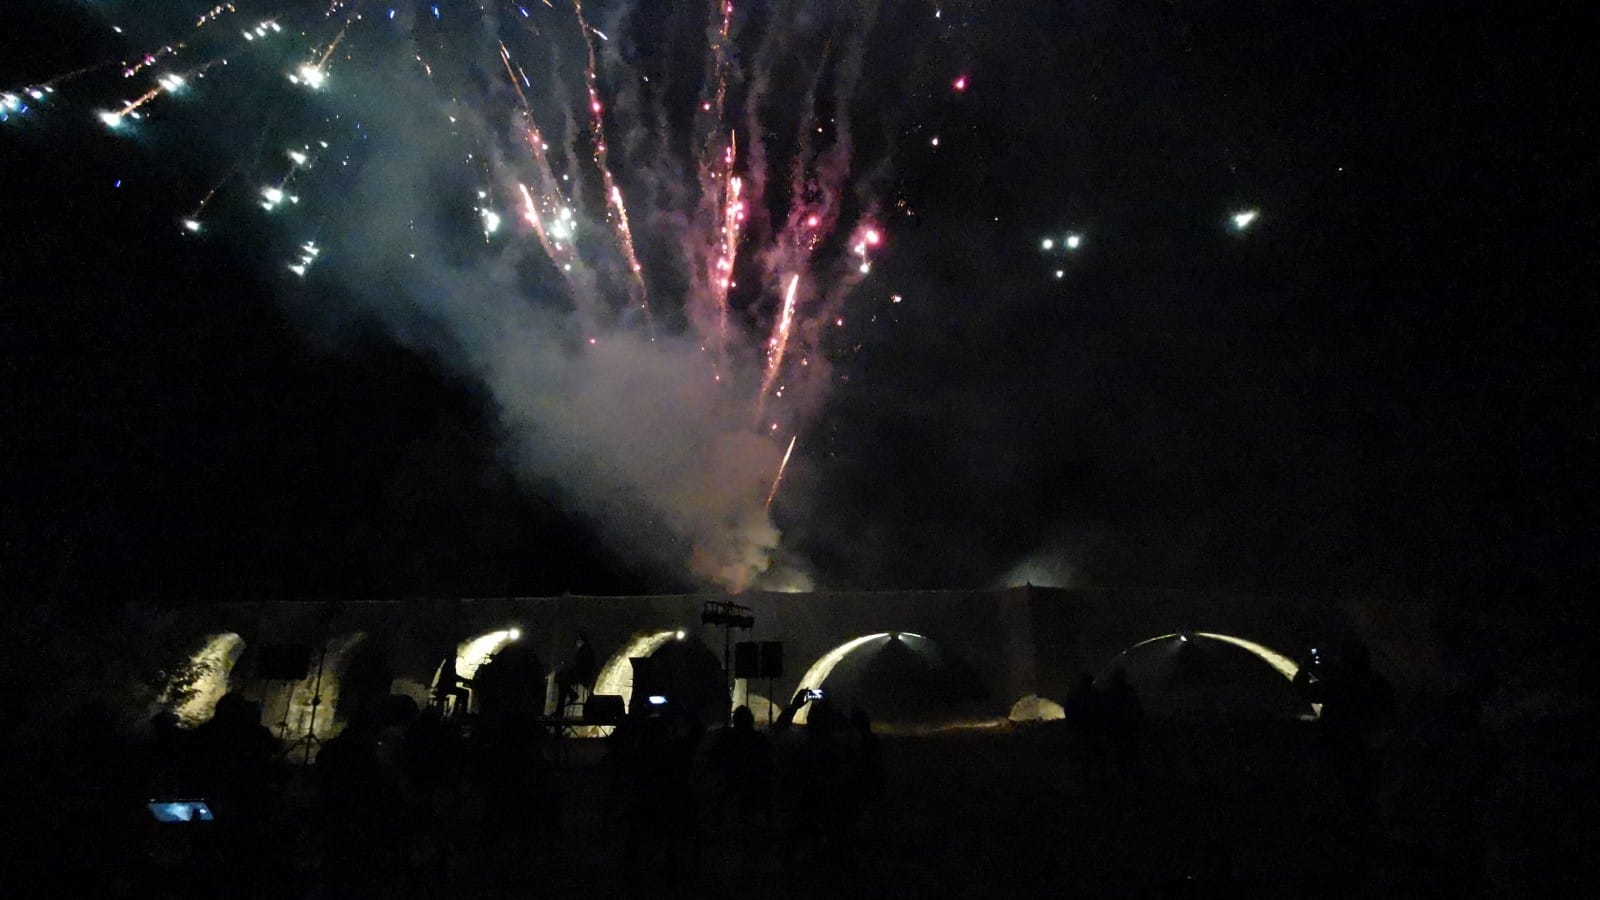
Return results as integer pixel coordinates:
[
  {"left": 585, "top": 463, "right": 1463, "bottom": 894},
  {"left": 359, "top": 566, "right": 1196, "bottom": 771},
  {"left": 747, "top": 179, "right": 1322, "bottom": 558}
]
[{"left": 172, "top": 587, "right": 1408, "bottom": 740}]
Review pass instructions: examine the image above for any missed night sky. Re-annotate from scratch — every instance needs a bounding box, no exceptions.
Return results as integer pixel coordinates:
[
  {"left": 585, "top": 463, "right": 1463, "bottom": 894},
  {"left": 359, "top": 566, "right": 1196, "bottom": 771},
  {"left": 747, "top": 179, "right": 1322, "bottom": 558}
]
[{"left": 1, "top": 1, "right": 1590, "bottom": 618}]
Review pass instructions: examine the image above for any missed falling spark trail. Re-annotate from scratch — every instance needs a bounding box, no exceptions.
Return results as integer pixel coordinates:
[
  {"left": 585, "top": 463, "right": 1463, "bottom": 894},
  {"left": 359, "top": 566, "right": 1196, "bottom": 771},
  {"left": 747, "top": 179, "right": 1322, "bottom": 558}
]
[
  {"left": 316, "top": 19, "right": 352, "bottom": 69},
  {"left": 574, "top": 0, "right": 649, "bottom": 328},
  {"left": 692, "top": 1, "right": 739, "bottom": 360},
  {"left": 181, "top": 168, "right": 236, "bottom": 231},
  {"left": 290, "top": 16, "right": 352, "bottom": 87},
  {"left": 765, "top": 434, "right": 798, "bottom": 509},
  {"left": 194, "top": 3, "right": 238, "bottom": 30},
  {"left": 497, "top": 41, "right": 531, "bottom": 110},
  {"left": 102, "top": 58, "right": 222, "bottom": 126},
  {"left": 708, "top": 133, "right": 743, "bottom": 363},
  {"left": 754, "top": 273, "right": 800, "bottom": 425}
]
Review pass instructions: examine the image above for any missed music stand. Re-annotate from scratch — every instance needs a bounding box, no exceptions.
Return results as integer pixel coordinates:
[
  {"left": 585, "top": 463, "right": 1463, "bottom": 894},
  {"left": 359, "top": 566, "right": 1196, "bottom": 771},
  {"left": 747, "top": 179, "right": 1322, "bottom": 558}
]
[{"left": 288, "top": 641, "right": 330, "bottom": 765}]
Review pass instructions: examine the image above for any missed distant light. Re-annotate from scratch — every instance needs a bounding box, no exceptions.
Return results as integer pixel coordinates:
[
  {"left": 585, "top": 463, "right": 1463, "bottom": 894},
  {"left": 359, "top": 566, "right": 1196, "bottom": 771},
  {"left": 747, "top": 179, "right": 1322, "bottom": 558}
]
[
  {"left": 952, "top": 75, "right": 968, "bottom": 92},
  {"left": 1231, "top": 208, "right": 1259, "bottom": 231},
  {"left": 389, "top": 9, "right": 396, "bottom": 19},
  {"left": 508, "top": 628, "right": 522, "bottom": 641},
  {"left": 858, "top": 262, "right": 871, "bottom": 274},
  {"left": 1065, "top": 233, "right": 1082, "bottom": 250},
  {"left": 675, "top": 629, "right": 686, "bottom": 641},
  {"left": 97, "top": 111, "right": 125, "bottom": 129},
  {"left": 157, "top": 74, "right": 185, "bottom": 92},
  {"left": 481, "top": 209, "right": 502, "bottom": 234},
  {"left": 1054, "top": 269, "right": 1064, "bottom": 279},
  {"left": 432, "top": 5, "right": 440, "bottom": 18},
  {"left": 287, "top": 149, "right": 308, "bottom": 166},
  {"left": 1178, "top": 634, "right": 1189, "bottom": 642},
  {"left": 930, "top": 136, "right": 940, "bottom": 147},
  {"left": 647, "top": 695, "right": 667, "bottom": 706},
  {"left": 181, "top": 218, "right": 201, "bottom": 233}
]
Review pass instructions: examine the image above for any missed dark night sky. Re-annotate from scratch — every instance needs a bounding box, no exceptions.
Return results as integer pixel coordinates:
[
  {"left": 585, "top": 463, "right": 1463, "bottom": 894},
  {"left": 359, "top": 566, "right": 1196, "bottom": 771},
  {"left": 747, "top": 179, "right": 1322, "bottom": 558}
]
[{"left": 0, "top": 1, "right": 1591, "bottom": 615}]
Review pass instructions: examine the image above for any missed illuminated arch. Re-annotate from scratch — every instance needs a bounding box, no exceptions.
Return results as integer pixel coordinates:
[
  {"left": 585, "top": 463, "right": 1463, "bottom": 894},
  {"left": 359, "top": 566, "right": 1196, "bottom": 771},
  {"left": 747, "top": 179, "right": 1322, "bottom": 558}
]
[
  {"left": 792, "top": 632, "right": 928, "bottom": 724},
  {"left": 167, "top": 632, "right": 246, "bottom": 727},
  {"left": 1008, "top": 694, "right": 1065, "bottom": 723},
  {"left": 453, "top": 628, "right": 523, "bottom": 680},
  {"left": 1194, "top": 632, "right": 1300, "bottom": 681},
  {"left": 427, "top": 627, "right": 524, "bottom": 717},
  {"left": 593, "top": 629, "right": 685, "bottom": 713},
  {"left": 1106, "top": 632, "right": 1300, "bottom": 682},
  {"left": 275, "top": 632, "right": 369, "bottom": 751},
  {"left": 1104, "top": 631, "right": 1313, "bottom": 717}
]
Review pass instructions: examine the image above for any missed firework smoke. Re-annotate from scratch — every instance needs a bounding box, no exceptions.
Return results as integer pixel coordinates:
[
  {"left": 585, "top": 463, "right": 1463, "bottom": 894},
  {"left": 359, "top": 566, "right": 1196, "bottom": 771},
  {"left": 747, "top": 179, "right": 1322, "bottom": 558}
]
[{"left": 19, "top": 0, "right": 919, "bottom": 591}]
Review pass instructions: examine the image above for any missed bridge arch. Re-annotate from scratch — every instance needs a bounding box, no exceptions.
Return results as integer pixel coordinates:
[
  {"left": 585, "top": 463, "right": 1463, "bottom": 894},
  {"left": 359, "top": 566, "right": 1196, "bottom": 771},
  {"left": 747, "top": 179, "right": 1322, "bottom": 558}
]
[
  {"left": 592, "top": 628, "right": 727, "bottom": 723},
  {"left": 428, "top": 627, "right": 523, "bottom": 716},
  {"left": 792, "top": 631, "right": 986, "bottom": 725},
  {"left": 453, "top": 627, "right": 523, "bottom": 680},
  {"left": 165, "top": 632, "right": 246, "bottom": 727},
  {"left": 594, "top": 629, "right": 684, "bottom": 713},
  {"left": 1102, "top": 631, "right": 1313, "bottom": 719}
]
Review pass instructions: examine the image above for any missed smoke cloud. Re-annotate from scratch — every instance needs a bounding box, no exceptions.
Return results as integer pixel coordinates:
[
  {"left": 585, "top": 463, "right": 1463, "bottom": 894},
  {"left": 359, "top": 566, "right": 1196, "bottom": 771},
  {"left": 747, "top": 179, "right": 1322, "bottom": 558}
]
[{"left": 236, "top": 1, "right": 893, "bottom": 591}]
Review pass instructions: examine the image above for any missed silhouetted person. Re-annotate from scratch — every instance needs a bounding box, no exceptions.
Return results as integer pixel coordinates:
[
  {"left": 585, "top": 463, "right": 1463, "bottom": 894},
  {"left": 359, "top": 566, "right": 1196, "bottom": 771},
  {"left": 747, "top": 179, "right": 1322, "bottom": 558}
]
[
  {"left": 189, "top": 693, "right": 277, "bottom": 820},
  {"left": 616, "top": 706, "right": 692, "bottom": 885},
  {"left": 704, "top": 705, "right": 774, "bottom": 842},
  {"left": 183, "top": 694, "right": 279, "bottom": 888},
  {"left": 397, "top": 705, "right": 460, "bottom": 878},
  {"left": 1101, "top": 668, "right": 1146, "bottom": 791},
  {"left": 560, "top": 632, "right": 597, "bottom": 712},
  {"left": 1304, "top": 642, "right": 1394, "bottom": 813},
  {"left": 848, "top": 708, "right": 886, "bottom": 827},
  {"left": 314, "top": 710, "right": 406, "bottom": 886},
  {"left": 466, "top": 707, "right": 556, "bottom": 878},
  {"left": 1062, "top": 673, "right": 1105, "bottom": 789},
  {"left": 145, "top": 709, "right": 190, "bottom": 798},
  {"left": 780, "top": 696, "right": 856, "bottom": 869}
]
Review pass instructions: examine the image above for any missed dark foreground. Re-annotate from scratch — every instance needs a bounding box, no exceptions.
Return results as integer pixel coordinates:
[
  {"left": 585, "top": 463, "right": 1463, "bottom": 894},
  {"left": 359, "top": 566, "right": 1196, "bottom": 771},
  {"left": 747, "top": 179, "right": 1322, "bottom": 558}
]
[{"left": 13, "top": 693, "right": 1596, "bottom": 899}]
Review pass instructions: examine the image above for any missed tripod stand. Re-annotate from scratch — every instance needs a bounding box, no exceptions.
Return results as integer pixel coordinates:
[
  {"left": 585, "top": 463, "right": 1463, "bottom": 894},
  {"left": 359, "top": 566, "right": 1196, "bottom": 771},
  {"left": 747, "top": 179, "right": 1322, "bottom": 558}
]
[
  {"left": 283, "top": 640, "right": 329, "bottom": 765},
  {"left": 271, "top": 609, "right": 338, "bottom": 764}
]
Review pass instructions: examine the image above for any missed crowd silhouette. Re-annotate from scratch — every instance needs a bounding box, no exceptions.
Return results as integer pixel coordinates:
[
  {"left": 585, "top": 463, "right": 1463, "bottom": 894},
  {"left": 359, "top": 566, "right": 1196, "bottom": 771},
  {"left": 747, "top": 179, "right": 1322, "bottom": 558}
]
[{"left": 18, "top": 638, "right": 1487, "bottom": 896}]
